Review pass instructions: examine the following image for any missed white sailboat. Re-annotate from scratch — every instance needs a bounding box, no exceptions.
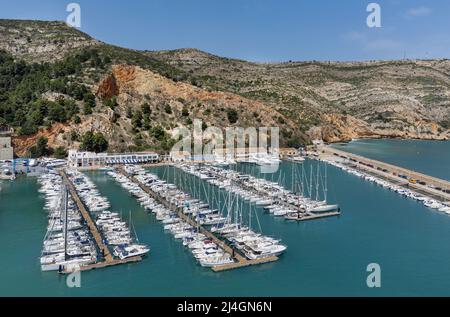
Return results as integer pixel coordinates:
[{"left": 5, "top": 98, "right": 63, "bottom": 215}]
[{"left": 40, "top": 184, "right": 96, "bottom": 272}]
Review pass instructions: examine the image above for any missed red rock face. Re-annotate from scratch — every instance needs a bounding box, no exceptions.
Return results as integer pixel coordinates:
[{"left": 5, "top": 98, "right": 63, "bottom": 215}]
[
  {"left": 12, "top": 123, "right": 66, "bottom": 157},
  {"left": 96, "top": 74, "right": 119, "bottom": 99},
  {"left": 112, "top": 64, "right": 137, "bottom": 83}
]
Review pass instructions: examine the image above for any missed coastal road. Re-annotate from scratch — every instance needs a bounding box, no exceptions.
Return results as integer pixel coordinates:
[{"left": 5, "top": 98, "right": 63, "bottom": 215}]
[{"left": 320, "top": 146, "right": 450, "bottom": 204}]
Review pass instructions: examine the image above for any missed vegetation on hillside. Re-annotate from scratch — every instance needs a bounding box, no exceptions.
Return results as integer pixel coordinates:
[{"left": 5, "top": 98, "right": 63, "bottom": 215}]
[
  {"left": 2, "top": 20, "right": 449, "bottom": 158},
  {"left": 80, "top": 131, "right": 109, "bottom": 153},
  {"left": 28, "top": 137, "right": 51, "bottom": 158},
  {"left": 0, "top": 49, "right": 108, "bottom": 135}
]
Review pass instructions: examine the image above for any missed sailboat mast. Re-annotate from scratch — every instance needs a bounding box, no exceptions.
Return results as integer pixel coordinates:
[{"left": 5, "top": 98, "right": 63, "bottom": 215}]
[
  {"left": 315, "top": 163, "right": 320, "bottom": 201},
  {"left": 236, "top": 197, "right": 240, "bottom": 226},
  {"left": 63, "top": 184, "right": 68, "bottom": 261},
  {"left": 227, "top": 184, "right": 232, "bottom": 224},
  {"left": 130, "top": 210, "right": 139, "bottom": 243},
  {"left": 249, "top": 202, "right": 252, "bottom": 230},
  {"left": 324, "top": 163, "right": 328, "bottom": 202},
  {"left": 291, "top": 162, "right": 294, "bottom": 192}
]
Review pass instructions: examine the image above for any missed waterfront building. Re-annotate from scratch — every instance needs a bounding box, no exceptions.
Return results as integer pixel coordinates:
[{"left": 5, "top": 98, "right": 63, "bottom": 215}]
[
  {"left": 168, "top": 147, "right": 281, "bottom": 163},
  {"left": 213, "top": 147, "right": 279, "bottom": 161},
  {"left": 68, "top": 150, "right": 159, "bottom": 168}
]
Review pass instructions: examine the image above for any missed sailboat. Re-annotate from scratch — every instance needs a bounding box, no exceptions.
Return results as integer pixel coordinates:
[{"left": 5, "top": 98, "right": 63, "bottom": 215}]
[
  {"left": 306, "top": 162, "right": 340, "bottom": 214},
  {"left": 40, "top": 185, "right": 96, "bottom": 272},
  {"left": 308, "top": 203, "right": 340, "bottom": 213},
  {"left": 112, "top": 210, "right": 150, "bottom": 260}
]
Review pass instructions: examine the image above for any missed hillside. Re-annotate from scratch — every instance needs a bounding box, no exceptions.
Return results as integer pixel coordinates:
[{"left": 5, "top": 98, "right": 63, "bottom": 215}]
[
  {"left": 0, "top": 19, "right": 449, "bottom": 157},
  {"left": 147, "top": 49, "right": 450, "bottom": 141},
  {"left": 0, "top": 19, "right": 98, "bottom": 62}
]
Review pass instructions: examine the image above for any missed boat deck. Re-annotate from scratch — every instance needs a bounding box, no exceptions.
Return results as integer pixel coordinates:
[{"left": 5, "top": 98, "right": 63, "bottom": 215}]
[{"left": 118, "top": 168, "right": 279, "bottom": 272}]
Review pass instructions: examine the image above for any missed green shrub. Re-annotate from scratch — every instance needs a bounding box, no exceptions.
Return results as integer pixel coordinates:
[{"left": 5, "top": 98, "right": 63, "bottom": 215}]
[
  {"left": 80, "top": 131, "right": 108, "bottom": 153},
  {"left": 226, "top": 109, "right": 238, "bottom": 124},
  {"left": 73, "top": 115, "right": 81, "bottom": 124},
  {"left": 54, "top": 146, "right": 68, "bottom": 159},
  {"left": 28, "top": 136, "right": 51, "bottom": 158}
]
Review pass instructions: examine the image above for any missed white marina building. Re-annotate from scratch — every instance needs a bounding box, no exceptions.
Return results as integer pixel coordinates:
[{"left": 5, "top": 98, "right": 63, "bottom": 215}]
[{"left": 68, "top": 150, "right": 159, "bottom": 168}]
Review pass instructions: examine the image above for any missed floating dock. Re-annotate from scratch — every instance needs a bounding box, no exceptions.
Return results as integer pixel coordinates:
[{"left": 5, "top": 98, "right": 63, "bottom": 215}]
[
  {"left": 59, "top": 170, "right": 142, "bottom": 273},
  {"left": 176, "top": 165, "right": 340, "bottom": 222},
  {"left": 234, "top": 177, "right": 341, "bottom": 221},
  {"left": 69, "top": 256, "right": 142, "bottom": 272},
  {"left": 118, "top": 168, "right": 279, "bottom": 272},
  {"left": 286, "top": 211, "right": 341, "bottom": 222}
]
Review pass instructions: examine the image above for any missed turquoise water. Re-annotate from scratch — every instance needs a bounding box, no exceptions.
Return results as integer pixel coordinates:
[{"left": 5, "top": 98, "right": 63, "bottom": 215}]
[
  {"left": 331, "top": 139, "right": 450, "bottom": 181},
  {"left": 1, "top": 140, "right": 450, "bottom": 296}
]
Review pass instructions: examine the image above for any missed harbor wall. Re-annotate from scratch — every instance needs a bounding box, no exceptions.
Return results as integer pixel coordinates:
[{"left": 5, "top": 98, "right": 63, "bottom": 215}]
[{"left": 320, "top": 146, "right": 450, "bottom": 203}]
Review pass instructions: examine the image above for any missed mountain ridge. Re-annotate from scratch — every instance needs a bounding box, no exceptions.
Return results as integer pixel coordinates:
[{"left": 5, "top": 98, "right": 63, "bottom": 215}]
[{"left": 0, "top": 19, "right": 448, "bottom": 157}]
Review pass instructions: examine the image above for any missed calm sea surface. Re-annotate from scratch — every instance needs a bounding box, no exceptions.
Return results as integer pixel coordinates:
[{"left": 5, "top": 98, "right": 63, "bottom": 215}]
[{"left": 1, "top": 139, "right": 450, "bottom": 296}]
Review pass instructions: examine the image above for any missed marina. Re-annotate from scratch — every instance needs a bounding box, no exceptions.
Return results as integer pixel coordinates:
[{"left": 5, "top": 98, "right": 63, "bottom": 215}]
[
  {"left": 111, "top": 165, "right": 283, "bottom": 271},
  {"left": 2, "top": 3, "right": 450, "bottom": 300},
  {"left": 37, "top": 169, "right": 149, "bottom": 274},
  {"left": 176, "top": 163, "right": 340, "bottom": 221},
  {"left": 2, "top": 140, "right": 450, "bottom": 295},
  {"left": 35, "top": 141, "right": 449, "bottom": 276},
  {"left": 38, "top": 171, "right": 98, "bottom": 272}
]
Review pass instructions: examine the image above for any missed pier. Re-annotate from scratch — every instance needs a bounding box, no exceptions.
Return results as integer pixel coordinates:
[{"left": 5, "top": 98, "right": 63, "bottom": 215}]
[
  {"left": 233, "top": 175, "right": 340, "bottom": 221},
  {"left": 286, "top": 211, "right": 341, "bottom": 222},
  {"left": 320, "top": 146, "right": 450, "bottom": 204},
  {"left": 176, "top": 164, "right": 340, "bottom": 222},
  {"left": 59, "top": 170, "right": 142, "bottom": 273},
  {"left": 118, "top": 167, "right": 279, "bottom": 272}
]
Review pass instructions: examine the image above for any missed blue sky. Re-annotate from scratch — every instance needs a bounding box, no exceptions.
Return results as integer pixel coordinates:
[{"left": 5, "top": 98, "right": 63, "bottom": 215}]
[{"left": 0, "top": 0, "right": 449, "bottom": 62}]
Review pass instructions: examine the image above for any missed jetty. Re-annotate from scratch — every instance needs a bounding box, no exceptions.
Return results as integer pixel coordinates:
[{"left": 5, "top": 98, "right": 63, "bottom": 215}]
[
  {"left": 176, "top": 164, "right": 340, "bottom": 222},
  {"left": 234, "top": 174, "right": 340, "bottom": 221},
  {"left": 320, "top": 146, "right": 450, "bottom": 204},
  {"left": 59, "top": 170, "right": 142, "bottom": 273},
  {"left": 286, "top": 211, "right": 341, "bottom": 222},
  {"left": 118, "top": 167, "right": 279, "bottom": 272}
]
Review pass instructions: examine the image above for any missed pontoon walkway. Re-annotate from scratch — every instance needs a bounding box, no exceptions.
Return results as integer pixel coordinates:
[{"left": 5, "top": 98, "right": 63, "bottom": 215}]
[
  {"left": 118, "top": 167, "right": 279, "bottom": 272},
  {"left": 59, "top": 170, "right": 142, "bottom": 273}
]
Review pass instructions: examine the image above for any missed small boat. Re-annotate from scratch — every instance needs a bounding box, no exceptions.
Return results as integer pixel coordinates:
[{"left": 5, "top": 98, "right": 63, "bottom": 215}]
[
  {"left": 41, "top": 256, "right": 96, "bottom": 272},
  {"left": 199, "top": 256, "right": 234, "bottom": 267},
  {"left": 113, "top": 244, "right": 150, "bottom": 260},
  {"left": 309, "top": 204, "right": 340, "bottom": 213}
]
